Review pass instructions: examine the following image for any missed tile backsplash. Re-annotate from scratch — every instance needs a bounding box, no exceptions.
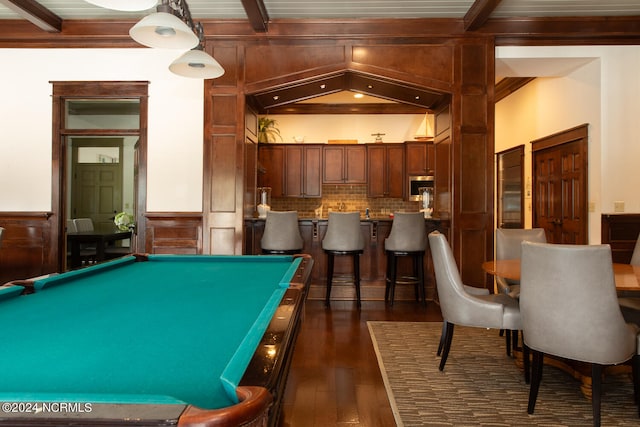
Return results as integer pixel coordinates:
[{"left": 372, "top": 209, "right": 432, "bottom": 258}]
[{"left": 268, "top": 184, "right": 420, "bottom": 218}]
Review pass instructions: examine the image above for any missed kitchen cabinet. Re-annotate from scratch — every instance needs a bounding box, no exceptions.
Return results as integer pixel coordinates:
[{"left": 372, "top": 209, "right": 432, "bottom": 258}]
[
  {"left": 367, "top": 144, "right": 405, "bottom": 198},
  {"left": 258, "top": 144, "right": 322, "bottom": 198},
  {"left": 323, "top": 145, "right": 367, "bottom": 184},
  {"left": 284, "top": 144, "right": 322, "bottom": 198},
  {"left": 257, "top": 144, "right": 284, "bottom": 197},
  {"left": 405, "top": 141, "right": 434, "bottom": 176}
]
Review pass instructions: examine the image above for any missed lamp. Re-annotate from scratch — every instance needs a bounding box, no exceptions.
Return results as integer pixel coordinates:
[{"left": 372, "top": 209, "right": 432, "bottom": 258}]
[
  {"left": 84, "top": 0, "right": 158, "bottom": 11},
  {"left": 129, "top": 1, "right": 199, "bottom": 50},
  {"left": 169, "top": 48, "right": 225, "bottom": 79}
]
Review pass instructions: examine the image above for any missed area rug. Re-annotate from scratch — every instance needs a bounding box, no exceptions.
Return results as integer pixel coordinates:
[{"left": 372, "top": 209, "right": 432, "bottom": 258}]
[{"left": 368, "top": 321, "right": 639, "bottom": 427}]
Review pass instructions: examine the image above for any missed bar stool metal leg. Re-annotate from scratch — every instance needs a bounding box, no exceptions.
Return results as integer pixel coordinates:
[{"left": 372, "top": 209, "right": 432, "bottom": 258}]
[{"left": 325, "top": 252, "right": 334, "bottom": 307}]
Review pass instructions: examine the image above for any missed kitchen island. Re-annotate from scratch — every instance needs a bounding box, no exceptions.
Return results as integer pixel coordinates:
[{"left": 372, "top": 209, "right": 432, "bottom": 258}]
[{"left": 245, "top": 216, "right": 446, "bottom": 302}]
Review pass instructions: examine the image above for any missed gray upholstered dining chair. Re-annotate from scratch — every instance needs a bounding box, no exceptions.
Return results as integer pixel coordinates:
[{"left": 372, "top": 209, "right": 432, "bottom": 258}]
[
  {"left": 384, "top": 212, "right": 427, "bottom": 306},
  {"left": 322, "top": 212, "right": 365, "bottom": 308},
  {"left": 495, "top": 228, "right": 547, "bottom": 355},
  {"left": 429, "top": 231, "right": 523, "bottom": 372},
  {"left": 520, "top": 241, "right": 640, "bottom": 427},
  {"left": 260, "top": 211, "right": 304, "bottom": 255},
  {"left": 73, "top": 217, "right": 94, "bottom": 232}
]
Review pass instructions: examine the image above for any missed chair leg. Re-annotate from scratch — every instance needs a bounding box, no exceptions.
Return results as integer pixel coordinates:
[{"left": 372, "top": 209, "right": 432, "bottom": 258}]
[
  {"left": 505, "top": 330, "right": 512, "bottom": 357},
  {"left": 353, "top": 253, "right": 361, "bottom": 309},
  {"left": 592, "top": 364, "right": 602, "bottom": 427},
  {"left": 528, "top": 350, "right": 544, "bottom": 414},
  {"left": 384, "top": 252, "right": 392, "bottom": 302},
  {"left": 439, "top": 321, "right": 454, "bottom": 371},
  {"left": 389, "top": 254, "right": 398, "bottom": 306},
  {"left": 633, "top": 354, "right": 640, "bottom": 413},
  {"left": 523, "top": 342, "right": 530, "bottom": 384},
  {"left": 325, "top": 252, "right": 334, "bottom": 307},
  {"left": 437, "top": 322, "right": 447, "bottom": 356},
  {"left": 415, "top": 253, "right": 425, "bottom": 304}
]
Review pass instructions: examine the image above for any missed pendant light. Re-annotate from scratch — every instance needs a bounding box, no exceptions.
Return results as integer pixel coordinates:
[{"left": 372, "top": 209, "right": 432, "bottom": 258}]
[
  {"left": 84, "top": 0, "right": 158, "bottom": 11},
  {"left": 169, "top": 49, "right": 225, "bottom": 79},
  {"left": 129, "top": 2, "right": 199, "bottom": 50}
]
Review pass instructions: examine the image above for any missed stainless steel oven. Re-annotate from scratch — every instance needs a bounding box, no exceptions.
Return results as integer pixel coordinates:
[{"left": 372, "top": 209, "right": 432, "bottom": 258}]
[{"left": 408, "top": 175, "right": 434, "bottom": 201}]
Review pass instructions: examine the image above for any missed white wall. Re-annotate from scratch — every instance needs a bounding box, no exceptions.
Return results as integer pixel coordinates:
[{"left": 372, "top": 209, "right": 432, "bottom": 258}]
[
  {"left": 496, "top": 45, "right": 640, "bottom": 243},
  {"left": 269, "top": 114, "right": 424, "bottom": 144},
  {"left": 0, "top": 48, "right": 204, "bottom": 212}
]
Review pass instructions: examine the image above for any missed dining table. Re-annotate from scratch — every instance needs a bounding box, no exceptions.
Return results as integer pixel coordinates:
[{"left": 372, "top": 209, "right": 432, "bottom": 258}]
[
  {"left": 67, "top": 229, "right": 132, "bottom": 269},
  {"left": 482, "top": 259, "right": 640, "bottom": 292},
  {"left": 482, "top": 258, "right": 640, "bottom": 398}
]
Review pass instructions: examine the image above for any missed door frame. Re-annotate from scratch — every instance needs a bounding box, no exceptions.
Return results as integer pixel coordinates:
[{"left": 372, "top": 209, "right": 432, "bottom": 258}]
[{"left": 51, "top": 81, "right": 149, "bottom": 272}]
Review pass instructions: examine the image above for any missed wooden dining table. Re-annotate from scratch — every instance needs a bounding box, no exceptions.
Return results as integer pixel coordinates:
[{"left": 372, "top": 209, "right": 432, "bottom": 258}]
[
  {"left": 482, "top": 259, "right": 640, "bottom": 292},
  {"left": 482, "top": 258, "right": 639, "bottom": 398}
]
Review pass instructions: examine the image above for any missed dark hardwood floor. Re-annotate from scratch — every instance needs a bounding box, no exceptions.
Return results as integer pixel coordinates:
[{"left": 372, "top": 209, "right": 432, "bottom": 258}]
[{"left": 279, "top": 299, "right": 443, "bottom": 426}]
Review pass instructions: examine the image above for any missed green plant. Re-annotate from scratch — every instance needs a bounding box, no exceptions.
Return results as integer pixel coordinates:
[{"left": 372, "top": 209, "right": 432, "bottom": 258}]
[{"left": 258, "top": 117, "right": 282, "bottom": 143}]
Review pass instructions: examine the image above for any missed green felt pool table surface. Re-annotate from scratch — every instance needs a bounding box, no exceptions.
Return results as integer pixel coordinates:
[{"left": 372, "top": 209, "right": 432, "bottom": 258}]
[{"left": 0, "top": 254, "right": 313, "bottom": 427}]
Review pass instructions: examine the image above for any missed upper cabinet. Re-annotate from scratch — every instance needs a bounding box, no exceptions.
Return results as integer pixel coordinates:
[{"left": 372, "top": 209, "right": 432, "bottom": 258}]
[
  {"left": 405, "top": 141, "right": 434, "bottom": 176},
  {"left": 258, "top": 145, "right": 285, "bottom": 197},
  {"left": 322, "top": 145, "right": 367, "bottom": 184},
  {"left": 367, "top": 144, "right": 405, "bottom": 198},
  {"left": 284, "top": 144, "right": 322, "bottom": 198}
]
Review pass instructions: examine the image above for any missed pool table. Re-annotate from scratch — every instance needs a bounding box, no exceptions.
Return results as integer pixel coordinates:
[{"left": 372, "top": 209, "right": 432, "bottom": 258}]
[{"left": 0, "top": 253, "right": 313, "bottom": 427}]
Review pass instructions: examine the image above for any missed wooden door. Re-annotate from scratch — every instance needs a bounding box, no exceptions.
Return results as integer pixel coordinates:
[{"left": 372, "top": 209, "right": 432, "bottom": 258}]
[
  {"left": 71, "top": 139, "right": 123, "bottom": 231},
  {"left": 367, "top": 145, "right": 385, "bottom": 197},
  {"left": 532, "top": 125, "right": 588, "bottom": 244},
  {"left": 406, "top": 141, "right": 428, "bottom": 175},
  {"left": 303, "top": 145, "right": 322, "bottom": 197}
]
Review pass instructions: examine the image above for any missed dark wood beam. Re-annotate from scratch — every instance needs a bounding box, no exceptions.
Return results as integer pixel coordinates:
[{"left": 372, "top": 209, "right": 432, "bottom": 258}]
[
  {"left": 0, "top": 0, "right": 62, "bottom": 32},
  {"left": 464, "top": 0, "right": 502, "bottom": 31},
  {"left": 263, "top": 103, "right": 428, "bottom": 115},
  {"left": 241, "top": 0, "right": 269, "bottom": 33},
  {"left": 495, "top": 77, "right": 535, "bottom": 102}
]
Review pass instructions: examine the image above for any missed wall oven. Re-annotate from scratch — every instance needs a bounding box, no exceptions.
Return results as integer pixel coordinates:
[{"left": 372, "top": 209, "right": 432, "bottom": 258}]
[{"left": 408, "top": 175, "right": 434, "bottom": 201}]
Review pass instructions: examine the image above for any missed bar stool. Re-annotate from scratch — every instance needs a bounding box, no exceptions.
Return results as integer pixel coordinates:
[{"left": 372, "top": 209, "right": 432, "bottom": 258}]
[
  {"left": 322, "top": 212, "right": 365, "bottom": 308},
  {"left": 384, "top": 212, "right": 427, "bottom": 306},
  {"left": 260, "top": 211, "right": 304, "bottom": 255}
]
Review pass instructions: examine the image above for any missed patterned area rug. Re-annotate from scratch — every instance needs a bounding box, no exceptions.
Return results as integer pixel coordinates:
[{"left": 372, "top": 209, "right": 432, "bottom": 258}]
[{"left": 368, "top": 321, "right": 639, "bottom": 427}]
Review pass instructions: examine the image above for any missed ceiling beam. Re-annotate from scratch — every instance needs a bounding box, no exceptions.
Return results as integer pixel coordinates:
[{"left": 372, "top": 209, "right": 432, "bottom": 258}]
[
  {"left": 495, "top": 77, "right": 535, "bottom": 102},
  {"left": 464, "top": 0, "right": 502, "bottom": 31},
  {"left": 241, "top": 0, "right": 269, "bottom": 33},
  {"left": 0, "top": 0, "right": 62, "bottom": 32}
]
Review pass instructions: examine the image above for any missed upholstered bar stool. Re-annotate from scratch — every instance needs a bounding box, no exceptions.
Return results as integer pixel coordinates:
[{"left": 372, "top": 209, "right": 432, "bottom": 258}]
[
  {"left": 384, "top": 212, "right": 427, "bottom": 306},
  {"left": 322, "top": 212, "right": 365, "bottom": 308},
  {"left": 260, "top": 211, "right": 304, "bottom": 255}
]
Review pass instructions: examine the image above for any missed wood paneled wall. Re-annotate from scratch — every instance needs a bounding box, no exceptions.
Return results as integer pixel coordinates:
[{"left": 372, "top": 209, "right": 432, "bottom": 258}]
[
  {"left": 204, "top": 35, "right": 495, "bottom": 286},
  {"left": 0, "top": 213, "right": 54, "bottom": 283},
  {"left": 144, "top": 213, "right": 202, "bottom": 255},
  {"left": 601, "top": 214, "right": 640, "bottom": 263}
]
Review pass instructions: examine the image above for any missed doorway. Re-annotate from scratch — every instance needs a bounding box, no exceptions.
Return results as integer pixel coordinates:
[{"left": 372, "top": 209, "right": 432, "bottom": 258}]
[
  {"left": 51, "top": 81, "right": 148, "bottom": 272},
  {"left": 532, "top": 124, "right": 588, "bottom": 244}
]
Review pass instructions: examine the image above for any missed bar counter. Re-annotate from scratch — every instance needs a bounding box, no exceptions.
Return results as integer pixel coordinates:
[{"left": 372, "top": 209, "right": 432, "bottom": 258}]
[{"left": 244, "top": 215, "right": 447, "bottom": 302}]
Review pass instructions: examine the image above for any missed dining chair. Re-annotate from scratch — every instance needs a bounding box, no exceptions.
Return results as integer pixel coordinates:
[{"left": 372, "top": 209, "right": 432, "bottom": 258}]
[
  {"left": 619, "top": 234, "right": 640, "bottom": 325},
  {"left": 67, "top": 219, "right": 97, "bottom": 266},
  {"left": 428, "top": 231, "right": 523, "bottom": 372},
  {"left": 495, "top": 228, "right": 546, "bottom": 356},
  {"left": 384, "top": 212, "right": 427, "bottom": 306},
  {"left": 322, "top": 212, "right": 365, "bottom": 308},
  {"left": 73, "top": 218, "right": 95, "bottom": 232},
  {"left": 0, "top": 227, "right": 4, "bottom": 249},
  {"left": 520, "top": 241, "right": 639, "bottom": 427},
  {"left": 260, "top": 211, "right": 304, "bottom": 255}
]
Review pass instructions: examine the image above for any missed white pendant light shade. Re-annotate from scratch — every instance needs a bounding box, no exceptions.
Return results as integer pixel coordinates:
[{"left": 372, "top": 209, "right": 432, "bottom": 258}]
[
  {"left": 84, "top": 0, "right": 158, "bottom": 11},
  {"left": 169, "top": 50, "right": 225, "bottom": 79},
  {"left": 129, "top": 12, "right": 199, "bottom": 49}
]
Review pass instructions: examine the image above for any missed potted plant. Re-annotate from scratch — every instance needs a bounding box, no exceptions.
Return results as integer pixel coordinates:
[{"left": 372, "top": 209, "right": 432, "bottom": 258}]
[{"left": 258, "top": 117, "right": 282, "bottom": 143}]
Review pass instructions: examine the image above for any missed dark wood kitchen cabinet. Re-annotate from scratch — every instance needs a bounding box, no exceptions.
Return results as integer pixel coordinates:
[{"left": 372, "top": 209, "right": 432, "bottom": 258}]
[
  {"left": 257, "top": 144, "right": 284, "bottom": 196},
  {"left": 323, "top": 144, "right": 367, "bottom": 184},
  {"left": 284, "top": 144, "right": 322, "bottom": 198},
  {"left": 258, "top": 144, "right": 322, "bottom": 198},
  {"left": 405, "top": 141, "right": 434, "bottom": 176},
  {"left": 367, "top": 144, "right": 405, "bottom": 198}
]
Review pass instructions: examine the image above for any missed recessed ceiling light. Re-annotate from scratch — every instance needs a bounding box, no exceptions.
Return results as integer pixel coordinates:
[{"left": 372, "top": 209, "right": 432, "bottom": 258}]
[
  {"left": 273, "top": 95, "right": 279, "bottom": 100},
  {"left": 354, "top": 93, "right": 364, "bottom": 99},
  {"left": 367, "top": 85, "right": 373, "bottom": 89},
  {"left": 415, "top": 96, "right": 420, "bottom": 100},
  {"left": 320, "top": 84, "right": 326, "bottom": 89}
]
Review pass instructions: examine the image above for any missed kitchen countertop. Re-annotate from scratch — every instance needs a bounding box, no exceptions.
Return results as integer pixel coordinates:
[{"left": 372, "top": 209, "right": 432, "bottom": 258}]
[{"left": 245, "top": 215, "right": 443, "bottom": 222}]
